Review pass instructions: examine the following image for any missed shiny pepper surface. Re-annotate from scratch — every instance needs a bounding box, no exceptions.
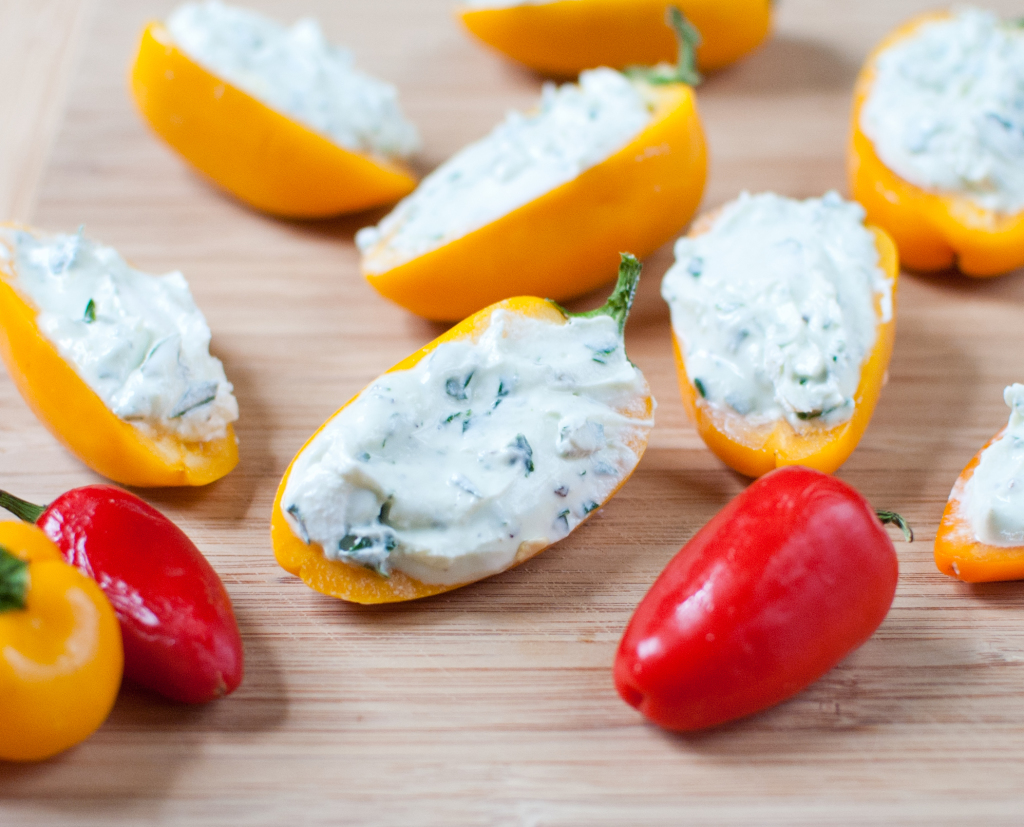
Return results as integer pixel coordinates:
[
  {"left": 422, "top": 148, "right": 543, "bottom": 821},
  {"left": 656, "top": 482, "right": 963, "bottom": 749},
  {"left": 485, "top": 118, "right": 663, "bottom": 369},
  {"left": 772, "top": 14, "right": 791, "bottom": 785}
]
[{"left": 0, "top": 522, "right": 123, "bottom": 762}]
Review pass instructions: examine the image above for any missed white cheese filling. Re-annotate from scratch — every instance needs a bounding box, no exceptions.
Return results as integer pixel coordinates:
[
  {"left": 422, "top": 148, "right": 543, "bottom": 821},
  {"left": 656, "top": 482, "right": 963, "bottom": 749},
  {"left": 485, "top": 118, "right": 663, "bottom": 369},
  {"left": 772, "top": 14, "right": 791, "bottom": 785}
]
[
  {"left": 963, "top": 384, "right": 1024, "bottom": 547},
  {"left": 661, "top": 192, "right": 892, "bottom": 431},
  {"left": 166, "top": 0, "right": 420, "bottom": 159},
  {"left": 0, "top": 227, "right": 238, "bottom": 443},
  {"left": 861, "top": 8, "right": 1024, "bottom": 214},
  {"left": 356, "top": 68, "right": 653, "bottom": 270},
  {"left": 281, "top": 310, "right": 652, "bottom": 586}
]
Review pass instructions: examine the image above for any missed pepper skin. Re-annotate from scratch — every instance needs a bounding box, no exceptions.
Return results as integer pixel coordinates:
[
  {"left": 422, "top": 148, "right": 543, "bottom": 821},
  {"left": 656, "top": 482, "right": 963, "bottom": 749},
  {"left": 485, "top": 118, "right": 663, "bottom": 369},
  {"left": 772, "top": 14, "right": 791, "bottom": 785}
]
[
  {"left": 273, "top": 256, "right": 654, "bottom": 604},
  {"left": 0, "top": 522, "right": 123, "bottom": 762},
  {"left": 0, "top": 225, "right": 238, "bottom": 487},
  {"left": 614, "top": 466, "right": 899, "bottom": 731},
  {"left": 670, "top": 224, "right": 898, "bottom": 478},
  {"left": 0, "top": 485, "right": 243, "bottom": 704},
  {"left": 130, "top": 23, "right": 417, "bottom": 218},
  {"left": 935, "top": 429, "right": 1024, "bottom": 583},
  {"left": 848, "top": 12, "right": 1024, "bottom": 277},
  {"left": 362, "top": 27, "right": 707, "bottom": 323},
  {"left": 458, "top": 0, "right": 772, "bottom": 77}
]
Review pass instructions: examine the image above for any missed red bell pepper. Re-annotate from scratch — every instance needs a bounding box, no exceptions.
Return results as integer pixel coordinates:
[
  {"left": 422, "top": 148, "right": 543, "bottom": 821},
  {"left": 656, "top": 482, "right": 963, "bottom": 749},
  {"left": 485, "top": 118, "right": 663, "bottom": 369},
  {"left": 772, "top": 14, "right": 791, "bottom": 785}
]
[{"left": 0, "top": 484, "right": 243, "bottom": 704}]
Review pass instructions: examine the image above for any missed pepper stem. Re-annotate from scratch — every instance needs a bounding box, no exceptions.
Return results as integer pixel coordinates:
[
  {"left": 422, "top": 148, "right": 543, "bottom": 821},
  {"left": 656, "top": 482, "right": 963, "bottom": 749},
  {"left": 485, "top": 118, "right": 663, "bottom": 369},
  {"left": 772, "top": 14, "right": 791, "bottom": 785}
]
[
  {"left": 0, "top": 545, "right": 29, "bottom": 612},
  {"left": 0, "top": 490, "right": 47, "bottom": 524},
  {"left": 625, "top": 6, "right": 702, "bottom": 87},
  {"left": 876, "top": 510, "right": 913, "bottom": 543},
  {"left": 564, "top": 253, "right": 642, "bottom": 336}
]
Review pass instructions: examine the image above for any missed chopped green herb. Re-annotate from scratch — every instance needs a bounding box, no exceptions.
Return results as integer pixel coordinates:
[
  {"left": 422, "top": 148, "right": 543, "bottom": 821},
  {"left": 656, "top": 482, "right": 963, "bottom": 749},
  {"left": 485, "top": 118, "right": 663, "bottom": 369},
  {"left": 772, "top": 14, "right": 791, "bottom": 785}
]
[
  {"left": 509, "top": 434, "right": 534, "bottom": 476},
  {"left": 583, "top": 501, "right": 600, "bottom": 515},
  {"left": 285, "top": 504, "right": 311, "bottom": 544},
  {"left": 694, "top": 378, "right": 706, "bottom": 398},
  {"left": 556, "top": 509, "right": 571, "bottom": 530},
  {"left": 494, "top": 380, "right": 511, "bottom": 409},
  {"left": 686, "top": 256, "right": 703, "bottom": 278},
  {"left": 169, "top": 381, "right": 218, "bottom": 419},
  {"left": 83, "top": 298, "right": 96, "bottom": 323},
  {"left": 445, "top": 372, "right": 474, "bottom": 401}
]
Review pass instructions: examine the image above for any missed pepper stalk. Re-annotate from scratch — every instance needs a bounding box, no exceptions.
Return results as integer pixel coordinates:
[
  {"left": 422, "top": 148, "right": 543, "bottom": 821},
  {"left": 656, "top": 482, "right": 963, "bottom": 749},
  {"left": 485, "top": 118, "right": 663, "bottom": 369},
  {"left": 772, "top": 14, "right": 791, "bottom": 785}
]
[
  {"left": 0, "top": 489, "right": 47, "bottom": 524},
  {"left": 626, "top": 6, "right": 703, "bottom": 87},
  {"left": 0, "top": 545, "right": 29, "bottom": 612},
  {"left": 560, "top": 252, "right": 641, "bottom": 336}
]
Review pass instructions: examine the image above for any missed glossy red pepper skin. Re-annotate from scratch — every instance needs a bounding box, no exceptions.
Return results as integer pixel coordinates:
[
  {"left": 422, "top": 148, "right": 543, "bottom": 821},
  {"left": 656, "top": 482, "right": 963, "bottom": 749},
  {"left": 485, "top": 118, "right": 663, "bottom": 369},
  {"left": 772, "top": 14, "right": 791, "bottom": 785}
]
[
  {"left": 614, "top": 466, "right": 898, "bottom": 731},
  {"left": 10, "top": 485, "right": 243, "bottom": 704}
]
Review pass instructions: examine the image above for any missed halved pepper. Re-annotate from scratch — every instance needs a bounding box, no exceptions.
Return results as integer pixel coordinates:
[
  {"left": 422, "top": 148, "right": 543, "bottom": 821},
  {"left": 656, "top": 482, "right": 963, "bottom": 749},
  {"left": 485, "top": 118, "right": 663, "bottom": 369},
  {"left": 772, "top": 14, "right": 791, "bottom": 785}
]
[
  {"left": 0, "top": 225, "right": 238, "bottom": 487},
  {"left": 669, "top": 219, "right": 899, "bottom": 478},
  {"left": 272, "top": 257, "right": 654, "bottom": 604},
  {"left": 848, "top": 12, "right": 1024, "bottom": 276},
  {"left": 130, "top": 22, "right": 417, "bottom": 218},
  {"left": 458, "top": 0, "right": 772, "bottom": 77},
  {"left": 362, "top": 13, "right": 707, "bottom": 322}
]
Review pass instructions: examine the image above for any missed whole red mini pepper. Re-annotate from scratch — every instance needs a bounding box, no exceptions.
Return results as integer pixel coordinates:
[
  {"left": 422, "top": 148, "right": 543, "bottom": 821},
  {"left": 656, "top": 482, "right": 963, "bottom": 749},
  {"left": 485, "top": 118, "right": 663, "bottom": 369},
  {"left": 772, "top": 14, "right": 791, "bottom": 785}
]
[{"left": 0, "top": 484, "right": 243, "bottom": 704}]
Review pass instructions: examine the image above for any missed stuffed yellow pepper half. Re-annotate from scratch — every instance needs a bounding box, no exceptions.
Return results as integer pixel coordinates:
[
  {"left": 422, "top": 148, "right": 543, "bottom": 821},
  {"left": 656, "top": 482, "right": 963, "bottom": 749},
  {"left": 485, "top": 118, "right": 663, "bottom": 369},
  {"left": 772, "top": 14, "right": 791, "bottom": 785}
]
[
  {"left": 131, "top": 0, "right": 420, "bottom": 217},
  {"left": 0, "top": 226, "right": 239, "bottom": 487},
  {"left": 661, "top": 192, "right": 897, "bottom": 477}
]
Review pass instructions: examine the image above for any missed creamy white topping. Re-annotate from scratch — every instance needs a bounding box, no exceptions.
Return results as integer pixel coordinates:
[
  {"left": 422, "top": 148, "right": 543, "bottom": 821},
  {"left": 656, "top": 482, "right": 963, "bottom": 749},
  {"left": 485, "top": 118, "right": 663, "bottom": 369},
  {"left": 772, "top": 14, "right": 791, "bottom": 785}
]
[
  {"left": 0, "top": 227, "right": 238, "bottom": 443},
  {"left": 167, "top": 0, "right": 420, "bottom": 159},
  {"left": 356, "top": 68, "right": 652, "bottom": 270},
  {"left": 963, "top": 384, "right": 1024, "bottom": 546},
  {"left": 281, "top": 310, "right": 652, "bottom": 586},
  {"left": 661, "top": 192, "right": 892, "bottom": 430},
  {"left": 861, "top": 8, "right": 1024, "bottom": 214}
]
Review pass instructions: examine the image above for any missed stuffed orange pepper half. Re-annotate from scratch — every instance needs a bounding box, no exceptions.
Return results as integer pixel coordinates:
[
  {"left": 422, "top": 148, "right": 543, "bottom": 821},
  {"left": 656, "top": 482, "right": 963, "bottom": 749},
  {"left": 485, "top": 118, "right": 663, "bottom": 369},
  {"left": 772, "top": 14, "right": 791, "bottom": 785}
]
[
  {"left": 458, "top": 0, "right": 772, "bottom": 77},
  {"left": 935, "top": 384, "right": 1024, "bottom": 583},
  {"left": 358, "top": 9, "right": 707, "bottom": 321},
  {"left": 131, "top": 1, "right": 420, "bottom": 218},
  {"left": 0, "top": 225, "right": 239, "bottom": 487},
  {"left": 849, "top": 8, "right": 1024, "bottom": 276},
  {"left": 273, "top": 255, "right": 654, "bottom": 604},
  {"left": 661, "top": 192, "right": 898, "bottom": 478}
]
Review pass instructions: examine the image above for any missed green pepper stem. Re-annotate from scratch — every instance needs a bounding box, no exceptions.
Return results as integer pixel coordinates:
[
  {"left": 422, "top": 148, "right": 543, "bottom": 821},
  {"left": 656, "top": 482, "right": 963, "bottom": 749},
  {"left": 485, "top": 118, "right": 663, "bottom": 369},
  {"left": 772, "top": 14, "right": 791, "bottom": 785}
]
[
  {"left": 625, "top": 6, "right": 702, "bottom": 87},
  {"left": 563, "top": 252, "right": 642, "bottom": 336},
  {"left": 876, "top": 510, "right": 913, "bottom": 543},
  {"left": 0, "top": 490, "right": 47, "bottom": 524},
  {"left": 0, "top": 545, "right": 29, "bottom": 612}
]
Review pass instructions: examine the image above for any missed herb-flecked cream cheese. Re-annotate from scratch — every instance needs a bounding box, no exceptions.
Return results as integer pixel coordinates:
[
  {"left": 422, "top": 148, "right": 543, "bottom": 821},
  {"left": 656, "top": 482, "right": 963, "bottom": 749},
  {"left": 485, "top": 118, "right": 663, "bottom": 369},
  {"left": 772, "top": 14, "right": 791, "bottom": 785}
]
[
  {"left": 281, "top": 311, "right": 653, "bottom": 586},
  {"left": 661, "top": 192, "right": 892, "bottom": 431},
  {"left": 861, "top": 8, "right": 1024, "bottom": 214},
  {"left": 962, "top": 384, "right": 1024, "bottom": 547},
  {"left": 0, "top": 226, "right": 238, "bottom": 443},
  {"left": 167, "top": 0, "right": 420, "bottom": 160}
]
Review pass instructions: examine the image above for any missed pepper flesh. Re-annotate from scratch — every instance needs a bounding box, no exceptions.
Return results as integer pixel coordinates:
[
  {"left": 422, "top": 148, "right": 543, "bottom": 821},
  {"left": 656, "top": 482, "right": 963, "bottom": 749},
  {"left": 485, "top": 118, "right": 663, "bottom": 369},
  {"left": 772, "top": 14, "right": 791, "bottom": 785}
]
[
  {"left": 0, "top": 522, "right": 123, "bottom": 762},
  {"left": 130, "top": 22, "right": 417, "bottom": 218},
  {"left": 935, "top": 429, "right": 1024, "bottom": 583},
  {"left": 364, "top": 81, "right": 706, "bottom": 321},
  {"left": 670, "top": 225, "right": 898, "bottom": 477},
  {"left": 0, "top": 227, "right": 238, "bottom": 487},
  {"left": 458, "top": 0, "right": 771, "bottom": 77},
  {"left": 848, "top": 12, "right": 1024, "bottom": 276},
  {"left": 272, "top": 258, "right": 654, "bottom": 604}
]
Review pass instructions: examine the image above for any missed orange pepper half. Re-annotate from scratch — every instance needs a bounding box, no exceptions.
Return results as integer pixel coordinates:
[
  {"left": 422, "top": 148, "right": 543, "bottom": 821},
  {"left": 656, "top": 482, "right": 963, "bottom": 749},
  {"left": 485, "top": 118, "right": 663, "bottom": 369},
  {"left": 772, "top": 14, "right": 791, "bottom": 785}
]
[
  {"left": 272, "top": 257, "right": 653, "bottom": 604},
  {"left": 935, "top": 428, "right": 1024, "bottom": 583},
  {"left": 458, "top": 0, "right": 772, "bottom": 76},
  {"left": 0, "top": 226, "right": 238, "bottom": 487},
  {"left": 670, "top": 224, "right": 899, "bottom": 478},
  {"left": 130, "top": 22, "right": 417, "bottom": 218},
  {"left": 0, "top": 522, "right": 123, "bottom": 762},
  {"left": 363, "top": 80, "right": 706, "bottom": 322},
  {"left": 848, "top": 12, "right": 1024, "bottom": 276}
]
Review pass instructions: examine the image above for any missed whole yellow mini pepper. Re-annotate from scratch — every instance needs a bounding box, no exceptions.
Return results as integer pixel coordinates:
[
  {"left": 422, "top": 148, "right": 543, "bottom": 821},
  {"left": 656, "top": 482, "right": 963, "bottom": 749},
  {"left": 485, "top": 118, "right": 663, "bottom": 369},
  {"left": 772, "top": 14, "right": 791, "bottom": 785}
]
[{"left": 0, "top": 522, "right": 123, "bottom": 762}]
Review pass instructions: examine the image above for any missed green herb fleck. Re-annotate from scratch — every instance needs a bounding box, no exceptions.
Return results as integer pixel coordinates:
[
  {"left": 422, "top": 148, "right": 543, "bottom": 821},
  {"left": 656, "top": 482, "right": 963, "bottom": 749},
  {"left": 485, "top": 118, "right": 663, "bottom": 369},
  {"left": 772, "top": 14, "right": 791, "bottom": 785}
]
[
  {"left": 694, "top": 378, "right": 706, "bottom": 398},
  {"left": 84, "top": 299, "right": 96, "bottom": 323},
  {"left": 509, "top": 434, "right": 534, "bottom": 476},
  {"left": 286, "top": 504, "right": 310, "bottom": 544},
  {"left": 169, "top": 381, "right": 218, "bottom": 418},
  {"left": 494, "top": 380, "right": 511, "bottom": 409},
  {"left": 445, "top": 372, "right": 474, "bottom": 401},
  {"left": 556, "top": 510, "right": 570, "bottom": 530},
  {"left": 583, "top": 501, "right": 600, "bottom": 515}
]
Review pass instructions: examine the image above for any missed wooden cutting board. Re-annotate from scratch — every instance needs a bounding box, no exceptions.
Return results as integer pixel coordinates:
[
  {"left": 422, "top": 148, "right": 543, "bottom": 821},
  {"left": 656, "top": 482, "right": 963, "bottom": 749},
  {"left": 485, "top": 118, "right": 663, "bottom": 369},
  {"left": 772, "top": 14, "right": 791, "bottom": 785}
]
[{"left": 3, "top": 0, "right": 1024, "bottom": 823}]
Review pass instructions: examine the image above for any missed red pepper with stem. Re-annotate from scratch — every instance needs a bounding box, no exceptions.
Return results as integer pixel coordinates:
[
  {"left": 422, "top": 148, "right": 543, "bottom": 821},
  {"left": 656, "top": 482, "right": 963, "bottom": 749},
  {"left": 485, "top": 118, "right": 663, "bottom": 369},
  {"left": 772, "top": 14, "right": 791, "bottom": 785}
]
[{"left": 0, "top": 484, "right": 243, "bottom": 704}]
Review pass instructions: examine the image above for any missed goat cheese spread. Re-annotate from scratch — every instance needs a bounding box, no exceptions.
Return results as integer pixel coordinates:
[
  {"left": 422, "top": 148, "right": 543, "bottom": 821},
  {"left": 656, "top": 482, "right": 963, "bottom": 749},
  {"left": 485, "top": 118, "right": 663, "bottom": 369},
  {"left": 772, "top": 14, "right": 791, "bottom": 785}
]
[
  {"left": 356, "top": 68, "right": 652, "bottom": 269},
  {"left": 281, "top": 310, "right": 652, "bottom": 586},
  {"left": 166, "top": 0, "right": 420, "bottom": 159},
  {"left": 962, "top": 384, "right": 1024, "bottom": 546},
  {"left": 0, "top": 227, "right": 238, "bottom": 443},
  {"left": 661, "top": 192, "right": 892, "bottom": 431},
  {"left": 860, "top": 8, "right": 1024, "bottom": 214}
]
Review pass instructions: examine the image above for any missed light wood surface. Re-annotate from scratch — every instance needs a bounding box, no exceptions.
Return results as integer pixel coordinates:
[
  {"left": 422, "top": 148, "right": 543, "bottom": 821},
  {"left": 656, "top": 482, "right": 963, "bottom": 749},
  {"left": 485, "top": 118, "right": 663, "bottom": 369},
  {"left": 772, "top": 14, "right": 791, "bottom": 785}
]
[{"left": 3, "top": 1, "right": 1024, "bottom": 824}]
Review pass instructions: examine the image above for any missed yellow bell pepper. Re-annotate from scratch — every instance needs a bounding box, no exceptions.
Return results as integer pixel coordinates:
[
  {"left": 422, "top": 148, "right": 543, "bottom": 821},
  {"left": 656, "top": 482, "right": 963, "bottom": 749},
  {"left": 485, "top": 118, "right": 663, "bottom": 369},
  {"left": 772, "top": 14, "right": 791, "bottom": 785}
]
[
  {"left": 458, "top": 0, "right": 772, "bottom": 77},
  {"left": 0, "top": 225, "right": 238, "bottom": 487},
  {"left": 0, "top": 522, "right": 123, "bottom": 762},
  {"left": 848, "top": 12, "right": 1024, "bottom": 276},
  {"left": 670, "top": 220, "right": 899, "bottom": 478},
  {"left": 272, "top": 256, "right": 653, "bottom": 604},
  {"left": 130, "top": 22, "right": 417, "bottom": 218}
]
